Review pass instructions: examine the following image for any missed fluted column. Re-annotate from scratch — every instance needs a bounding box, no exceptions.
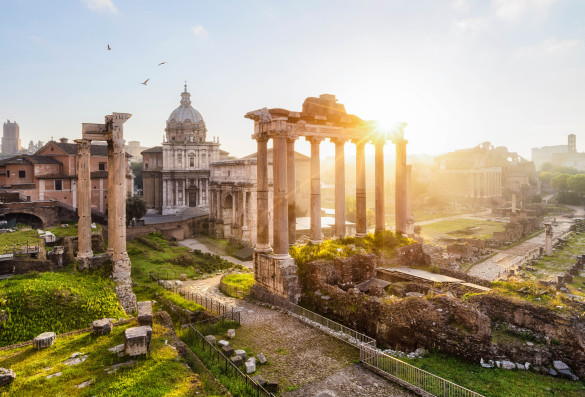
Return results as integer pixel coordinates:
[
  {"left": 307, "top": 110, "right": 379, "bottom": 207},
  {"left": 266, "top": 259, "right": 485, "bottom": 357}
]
[
  {"left": 273, "top": 134, "right": 289, "bottom": 256},
  {"left": 286, "top": 137, "right": 296, "bottom": 245},
  {"left": 355, "top": 141, "right": 366, "bottom": 236},
  {"left": 255, "top": 137, "right": 271, "bottom": 251},
  {"left": 375, "top": 139, "right": 385, "bottom": 232},
  {"left": 309, "top": 137, "right": 323, "bottom": 244},
  {"left": 395, "top": 138, "right": 408, "bottom": 234},
  {"left": 75, "top": 139, "right": 93, "bottom": 263},
  {"left": 334, "top": 138, "right": 346, "bottom": 238}
]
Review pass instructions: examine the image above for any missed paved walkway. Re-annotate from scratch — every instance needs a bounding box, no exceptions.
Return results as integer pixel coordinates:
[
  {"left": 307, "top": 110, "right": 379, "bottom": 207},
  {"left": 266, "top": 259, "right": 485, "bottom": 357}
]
[
  {"left": 178, "top": 238, "right": 252, "bottom": 268},
  {"left": 468, "top": 209, "right": 583, "bottom": 280},
  {"left": 181, "top": 277, "right": 415, "bottom": 396}
]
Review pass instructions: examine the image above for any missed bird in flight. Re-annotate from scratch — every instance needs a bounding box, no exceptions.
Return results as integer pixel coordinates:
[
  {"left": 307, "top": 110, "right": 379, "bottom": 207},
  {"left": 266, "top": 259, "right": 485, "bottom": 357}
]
[
  {"left": 157, "top": 62, "right": 167, "bottom": 66},
  {"left": 107, "top": 44, "right": 111, "bottom": 50},
  {"left": 141, "top": 78, "right": 150, "bottom": 85}
]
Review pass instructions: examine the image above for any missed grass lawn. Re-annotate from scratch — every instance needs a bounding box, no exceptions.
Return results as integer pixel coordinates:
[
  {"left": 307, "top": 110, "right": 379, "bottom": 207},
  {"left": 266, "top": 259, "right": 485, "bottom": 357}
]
[
  {"left": 421, "top": 218, "right": 505, "bottom": 243},
  {"left": 0, "top": 272, "right": 126, "bottom": 347},
  {"left": 0, "top": 320, "right": 222, "bottom": 397},
  {"left": 403, "top": 351, "right": 585, "bottom": 397}
]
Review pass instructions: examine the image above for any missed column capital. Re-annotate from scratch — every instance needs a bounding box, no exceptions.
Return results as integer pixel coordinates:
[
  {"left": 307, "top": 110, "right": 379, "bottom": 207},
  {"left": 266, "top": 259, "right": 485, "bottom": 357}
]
[{"left": 74, "top": 139, "right": 92, "bottom": 155}]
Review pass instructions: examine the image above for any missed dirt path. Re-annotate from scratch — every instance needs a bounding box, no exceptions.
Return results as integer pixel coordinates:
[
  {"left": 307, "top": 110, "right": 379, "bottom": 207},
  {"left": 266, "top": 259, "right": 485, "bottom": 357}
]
[{"left": 182, "top": 277, "right": 415, "bottom": 396}]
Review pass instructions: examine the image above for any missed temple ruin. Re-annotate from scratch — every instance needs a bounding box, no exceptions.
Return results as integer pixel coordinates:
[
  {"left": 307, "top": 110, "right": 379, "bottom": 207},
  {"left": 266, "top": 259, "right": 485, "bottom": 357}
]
[
  {"left": 245, "top": 94, "right": 409, "bottom": 302},
  {"left": 77, "top": 112, "right": 136, "bottom": 313}
]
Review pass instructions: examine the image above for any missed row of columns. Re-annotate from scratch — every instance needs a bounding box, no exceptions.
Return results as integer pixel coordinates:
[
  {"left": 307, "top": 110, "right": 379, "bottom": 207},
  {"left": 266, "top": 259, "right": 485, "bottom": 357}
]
[{"left": 255, "top": 133, "right": 409, "bottom": 257}]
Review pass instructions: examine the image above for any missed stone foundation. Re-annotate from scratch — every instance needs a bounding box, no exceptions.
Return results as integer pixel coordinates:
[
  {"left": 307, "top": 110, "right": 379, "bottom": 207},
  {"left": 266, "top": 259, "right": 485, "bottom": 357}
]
[{"left": 253, "top": 251, "right": 301, "bottom": 303}]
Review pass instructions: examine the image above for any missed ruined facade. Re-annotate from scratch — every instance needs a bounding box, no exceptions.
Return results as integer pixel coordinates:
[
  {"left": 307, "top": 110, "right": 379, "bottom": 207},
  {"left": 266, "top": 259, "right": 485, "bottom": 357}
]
[
  {"left": 142, "top": 84, "right": 227, "bottom": 215},
  {"left": 431, "top": 142, "right": 536, "bottom": 201}
]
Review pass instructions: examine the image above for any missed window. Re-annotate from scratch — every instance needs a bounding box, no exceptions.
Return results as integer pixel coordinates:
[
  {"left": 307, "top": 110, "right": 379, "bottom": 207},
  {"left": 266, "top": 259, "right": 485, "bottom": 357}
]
[
  {"left": 18, "top": 170, "right": 25, "bottom": 178},
  {"left": 99, "top": 162, "right": 106, "bottom": 171},
  {"left": 55, "top": 180, "right": 62, "bottom": 191}
]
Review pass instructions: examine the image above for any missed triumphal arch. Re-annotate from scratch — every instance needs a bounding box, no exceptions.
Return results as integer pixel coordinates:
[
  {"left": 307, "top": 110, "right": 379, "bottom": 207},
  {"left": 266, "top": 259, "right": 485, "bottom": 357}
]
[
  {"left": 76, "top": 112, "right": 136, "bottom": 313},
  {"left": 245, "top": 94, "right": 409, "bottom": 303}
]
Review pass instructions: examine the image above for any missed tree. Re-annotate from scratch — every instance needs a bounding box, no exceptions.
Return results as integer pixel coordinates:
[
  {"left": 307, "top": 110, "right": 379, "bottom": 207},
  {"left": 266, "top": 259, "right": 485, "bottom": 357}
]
[
  {"left": 126, "top": 196, "right": 147, "bottom": 226},
  {"left": 568, "top": 174, "right": 585, "bottom": 195},
  {"left": 551, "top": 174, "right": 570, "bottom": 191},
  {"left": 131, "top": 162, "right": 143, "bottom": 191}
]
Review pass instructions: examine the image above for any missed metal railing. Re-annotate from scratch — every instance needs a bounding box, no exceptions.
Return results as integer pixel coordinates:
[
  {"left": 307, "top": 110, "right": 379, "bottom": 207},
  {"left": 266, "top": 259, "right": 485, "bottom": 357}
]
[
  {"left": 361, "top": 346, "right": 484, "bottom": 397},
  {"left": 150, "top": 272, "right": 241, "bottom": 322},
  {"left": 187, "top": 324, "right": 274, "bottom": 397},
  {"left": 250, "top": 288, "right": 484, "bottom": 397}
]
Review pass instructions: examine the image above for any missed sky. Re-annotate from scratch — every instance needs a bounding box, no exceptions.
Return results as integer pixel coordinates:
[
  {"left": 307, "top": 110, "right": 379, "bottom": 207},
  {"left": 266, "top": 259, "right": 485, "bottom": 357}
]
[{"left": 1, "top": 0, "right": 584, "bottom": 160}]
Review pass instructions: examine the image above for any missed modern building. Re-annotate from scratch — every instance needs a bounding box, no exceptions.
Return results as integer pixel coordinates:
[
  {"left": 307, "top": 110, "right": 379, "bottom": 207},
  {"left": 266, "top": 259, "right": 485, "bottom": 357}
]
[
  {"left": 431, "top": 142, "right": 536, "bottom": 201},
  {"left": 141, "top": 84, "right": 228, "bottom": 214},
  {"left": 0, "top": 138, "right": 133, "bottom": 214},
  {"left": 2, "top": 120, "right": 21, "bottom": 158}
]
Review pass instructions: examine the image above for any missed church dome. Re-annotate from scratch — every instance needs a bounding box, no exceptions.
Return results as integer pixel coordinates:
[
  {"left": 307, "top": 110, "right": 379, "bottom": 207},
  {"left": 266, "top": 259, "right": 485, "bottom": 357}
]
[{"left": 167, "top": 84, "right": 204, "bottom": 124}]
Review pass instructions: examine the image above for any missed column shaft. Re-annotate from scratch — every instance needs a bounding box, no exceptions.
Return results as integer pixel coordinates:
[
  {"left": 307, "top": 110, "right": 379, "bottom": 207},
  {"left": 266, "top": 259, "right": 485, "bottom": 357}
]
[
  {"left": 375, "top": 140, "right": 385, "bottom": 232},
  {"left": 334, "top": 139, "right": 346, "bottom": 238},
  {"left": 76, "top": 139, "right": 93, "bottom": 261},
  {"left": 355, "top": 141, "right": 367, "bottom": 236},
  {"left": 286, "top": 138, "right": 296, "bottom": 245},
  {"left": 309, "top": 138, "right": 322, "bottom": 243},
  {"left": 395, "top": 139, "right": 407, "bottom": 234},
  {"left": 273, "top": 135, "right": 289, "bottom": 256},
  {"left": 256, "top": 138, "right": 270, "bottom": 251}
]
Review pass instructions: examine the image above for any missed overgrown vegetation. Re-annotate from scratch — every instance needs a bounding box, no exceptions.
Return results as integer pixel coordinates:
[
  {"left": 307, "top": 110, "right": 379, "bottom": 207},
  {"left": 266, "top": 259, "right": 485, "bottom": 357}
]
[
  {"left": 0, "top": 321, "right": 224, "bottom": 397},
  {"left": 403, "top": 350, "right": 585, "bottom": 397},
  {"left": 290, "top": 230, "right": 414, "bottom": 266},
  {"left": 0, "top": 272, "right": 125, "bottom": 347}
]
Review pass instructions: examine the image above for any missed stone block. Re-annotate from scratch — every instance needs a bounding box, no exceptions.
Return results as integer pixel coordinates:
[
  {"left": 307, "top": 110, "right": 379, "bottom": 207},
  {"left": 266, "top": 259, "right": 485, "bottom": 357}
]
[
  {"left": 205, "top": 335, "right": 216, "bottom": 345},
  {"left": 33, "top": 332, "right": 56, "bottom": 349},
  {"left": 221, "top": 345, "right": 234, "bottom": 357},
  {"left": 245, "top": 361, "right": 256, "bottom": 374},
  {"left": 137, "top": 301, "right": 153, "bottom": 326},
  {"left": 227, "top": 329, "right": 236, "bottom": 339},
  {"left": 501, "top": 360, "right": 515, "bottom": 370},
  {"left": 218, "top": 340, "right": 229, "bottom": 347},
  {"left": 0, "top": 368, "right": 15, "bottom": 386},
  {"left": 230, "top": 355, "right": 244, "bottom": 367},
  {"left": 92, "top": 318, "right": 114, "bottom": 336},
  {"left": 234, "top": 349, "right": 246, "bottom": 359},
  {"left": 266, "top": 381, "right": 279, "bottom": 393},
  {"left": 124, "top": 325, "right": 153, "bottom": 356},
  {"left": 256, "top": 353, "right": 267, "bottom": 364},
  {"left": 252, "top": 375, "right": 267, "bottom": 387}
]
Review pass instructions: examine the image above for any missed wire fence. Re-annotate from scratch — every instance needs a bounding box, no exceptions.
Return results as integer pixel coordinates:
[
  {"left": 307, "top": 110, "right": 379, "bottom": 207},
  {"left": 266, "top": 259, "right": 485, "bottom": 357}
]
[{"left": 187, "top": 323, "right": 275, "bottom": 397}]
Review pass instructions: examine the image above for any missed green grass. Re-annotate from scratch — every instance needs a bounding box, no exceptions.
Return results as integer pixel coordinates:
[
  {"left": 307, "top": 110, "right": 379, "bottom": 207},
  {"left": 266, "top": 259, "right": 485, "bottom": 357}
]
[
  {"left": 290, "top": 230, "right": 414, "bottom": 266},
  {"left": 0, "top": 272, "right": 126, "bottom": 347},
  {"left": 0, "top": 320, "right": 221, "bottom": 397},
  {"left": 421, "top": 218, "right": 505, "bottom": 242},
  {"left": 402, "top": 351, "right": 585, "bottom": 397}
]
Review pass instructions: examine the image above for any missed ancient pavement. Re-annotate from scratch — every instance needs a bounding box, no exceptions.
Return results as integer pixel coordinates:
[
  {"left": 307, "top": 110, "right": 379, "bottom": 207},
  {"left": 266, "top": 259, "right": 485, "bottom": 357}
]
[
  {"left": 181, "top": 276, "right": 414, "bottom": 396},
  {"left": 468, "top": 206, "right": 585, "bottom": 281}
]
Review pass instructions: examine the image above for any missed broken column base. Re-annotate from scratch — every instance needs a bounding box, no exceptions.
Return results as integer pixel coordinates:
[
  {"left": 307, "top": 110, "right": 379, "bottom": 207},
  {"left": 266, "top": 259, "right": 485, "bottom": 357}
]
[{"left": 253, "top": 252, "right": 301, "bottom": 304}]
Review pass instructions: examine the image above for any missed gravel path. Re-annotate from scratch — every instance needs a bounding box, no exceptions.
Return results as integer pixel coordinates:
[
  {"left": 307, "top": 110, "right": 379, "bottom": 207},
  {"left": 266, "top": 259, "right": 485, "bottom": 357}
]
[
  {"left": 468, "top": 213, "right": 578, "bottom": 281},
  {"left": 182, "top": 277, "right": 415, "bottom": 396}
]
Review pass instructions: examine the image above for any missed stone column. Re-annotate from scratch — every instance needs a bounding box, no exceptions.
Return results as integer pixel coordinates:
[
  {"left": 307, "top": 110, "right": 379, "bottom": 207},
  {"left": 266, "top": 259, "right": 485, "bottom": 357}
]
[
  {"left": 355, "top": 141, "right": 367, "bottom": 236},
  {"left": 286, "top": 137, "right": 296, "bottom": 245},
  {"left": 309, "top": 137, "right": 323, "bottom": 243},
  {"left": 334, "top": 138, "right": 346, "bottom": 238},
  {"left": 75, "top": 139, "right": 93, "bottom": 266},
  {"left": 255, "top": 137, "right": 271, "bottom": 251},
  {"left": 273, "top": 134, "right": 289, "bottom": 256},
  {"left": 375, "top": 139, "right": 385, "bottom": 232},
  {"left": 395, "top": 138, "right": 408, "bottom": 234},
  {"left": 107, "top": 140, "right": 116, "bottom": 255}
]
